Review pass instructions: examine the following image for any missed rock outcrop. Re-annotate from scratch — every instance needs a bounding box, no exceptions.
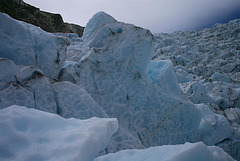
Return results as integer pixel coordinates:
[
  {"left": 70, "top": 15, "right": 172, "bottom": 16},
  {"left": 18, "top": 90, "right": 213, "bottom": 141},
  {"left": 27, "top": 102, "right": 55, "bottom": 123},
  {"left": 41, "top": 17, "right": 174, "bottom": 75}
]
[{"left": 0, "top": 0, "right": 84, "bottom": 36}]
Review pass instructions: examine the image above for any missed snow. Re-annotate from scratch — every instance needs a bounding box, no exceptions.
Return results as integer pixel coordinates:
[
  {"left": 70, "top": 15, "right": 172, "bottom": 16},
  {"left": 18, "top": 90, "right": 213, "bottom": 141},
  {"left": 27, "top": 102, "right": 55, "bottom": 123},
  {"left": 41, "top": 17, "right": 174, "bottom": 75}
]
[
  {"left": 95, "top": 142, "right": 235, "bottom": 161},
  {"left": 0, "top": 105, "right": 118, "bottom": 161}
]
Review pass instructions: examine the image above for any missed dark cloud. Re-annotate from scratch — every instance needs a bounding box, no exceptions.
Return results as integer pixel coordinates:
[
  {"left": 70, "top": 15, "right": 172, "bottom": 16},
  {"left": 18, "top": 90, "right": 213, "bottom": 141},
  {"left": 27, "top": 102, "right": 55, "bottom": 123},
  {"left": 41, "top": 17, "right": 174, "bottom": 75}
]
[{"left": 24, "top": 0, "right": 240, "bottom": 33}]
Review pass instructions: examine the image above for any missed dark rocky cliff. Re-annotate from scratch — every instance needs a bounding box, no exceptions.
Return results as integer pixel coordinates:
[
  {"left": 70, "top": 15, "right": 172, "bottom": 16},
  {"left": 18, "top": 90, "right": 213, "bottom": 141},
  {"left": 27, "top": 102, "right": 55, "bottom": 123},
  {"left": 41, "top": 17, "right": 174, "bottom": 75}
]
[{"left": 0, "top": 0, "right": 84, "bottom": 36}]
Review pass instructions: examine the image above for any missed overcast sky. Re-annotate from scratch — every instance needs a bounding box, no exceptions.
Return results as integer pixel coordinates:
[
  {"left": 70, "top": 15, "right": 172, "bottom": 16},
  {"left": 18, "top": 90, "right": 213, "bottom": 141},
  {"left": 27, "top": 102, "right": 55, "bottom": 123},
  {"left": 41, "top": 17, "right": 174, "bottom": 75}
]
[{"left": 24, "top": 0, "right": 240, "bottom": 34}]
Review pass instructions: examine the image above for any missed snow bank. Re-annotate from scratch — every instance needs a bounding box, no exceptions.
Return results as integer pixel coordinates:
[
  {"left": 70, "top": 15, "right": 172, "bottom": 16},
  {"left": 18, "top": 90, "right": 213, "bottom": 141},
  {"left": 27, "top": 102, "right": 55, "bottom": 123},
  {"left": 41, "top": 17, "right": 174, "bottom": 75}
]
[
  {"left": 0, "top": 13, "right": 68, "bottom": 78},
  {"left": 0, "top": 105, "right": 118, "bottom": 161},
  {"left": 95, "top": 142, "right": 235, "bottom": 161}
]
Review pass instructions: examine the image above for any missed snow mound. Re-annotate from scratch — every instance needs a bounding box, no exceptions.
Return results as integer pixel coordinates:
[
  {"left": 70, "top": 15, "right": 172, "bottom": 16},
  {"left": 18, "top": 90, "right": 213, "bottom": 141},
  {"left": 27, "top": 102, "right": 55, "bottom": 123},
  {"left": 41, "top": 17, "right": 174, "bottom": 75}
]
[
  {"left": 0, "top": 13, "right": 69, "bottom": 78},
  {"left": 0, "top": 105, "right": 118, "bottom": 161},
  {"left": 95, "top": 142, "right": 235, "bottom": 161}
]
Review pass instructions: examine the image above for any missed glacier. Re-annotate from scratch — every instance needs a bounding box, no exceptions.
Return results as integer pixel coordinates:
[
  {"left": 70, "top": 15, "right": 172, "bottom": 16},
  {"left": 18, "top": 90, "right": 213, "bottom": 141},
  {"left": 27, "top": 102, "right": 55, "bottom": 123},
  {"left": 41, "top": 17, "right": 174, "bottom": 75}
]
[
  {"left": 95, "top": 142, "right": 234, "bottom": 161},
  {"left": 153, "top": 19, "right": 240, "bottom": 160},
  {"left": 0, "top": 58, "right": 107, "bottom": 118},
  {"left": 0, "top": 10, "right": 239, "bottom": 161},
  {"left": 0, "top": 105, "right": 118, "bottom": 161},
  {"left": 58, "top": 11, "right": 232, "bottom": 151},
  {"left": 0, "top": 13, "right": 69, "bottom": 78},
  {"left": 0, "top": 106, "right": 234, "bottom": 161}
]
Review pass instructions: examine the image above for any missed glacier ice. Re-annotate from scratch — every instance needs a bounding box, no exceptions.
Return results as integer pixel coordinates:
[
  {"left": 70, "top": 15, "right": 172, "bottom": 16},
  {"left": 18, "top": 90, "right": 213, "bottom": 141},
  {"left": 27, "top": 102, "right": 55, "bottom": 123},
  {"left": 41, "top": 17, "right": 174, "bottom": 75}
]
[
  {"left": 153, "top": 18, "right": 240, "bottom": 160},
  {"left": 95, "top": 142, "right": 235, "bottom": 161},
  {"left": 211, "top": 72, "right": 231, "bottom": 84},
  {"left": 0, "top": 13, "right": 69, "bottom": 78},
  {"left": 52, "top": 81, "right": 108, "bottom": 119},
  {"left": 15, "top": 65, "right": 44, "bottom": 84},
  {"left": 82, "top": 11, "right": 117, "bottom": 42},
  {"left": 148, "top": 59, "right": 183, "bottom": 96},
  {"left": 0, "top": 105, "right": 118, "bottom": 161},
  {"left": 59, "top": 11, "right": 233, "bottom": 151},
  {"left": 0, "top": 58, "right": 18, "bottom": 83},
  {"left": 196, "top": 104, "right": 233, "bottom": 145},
  {"left": 0, "top": 10, "right": 239, "bottom": 160},
  {"left": 0, "top": 83, "right": 35, "bottom": 109},
  {"left": 0, "top": 57, "right": 107, "bottom": 119}
]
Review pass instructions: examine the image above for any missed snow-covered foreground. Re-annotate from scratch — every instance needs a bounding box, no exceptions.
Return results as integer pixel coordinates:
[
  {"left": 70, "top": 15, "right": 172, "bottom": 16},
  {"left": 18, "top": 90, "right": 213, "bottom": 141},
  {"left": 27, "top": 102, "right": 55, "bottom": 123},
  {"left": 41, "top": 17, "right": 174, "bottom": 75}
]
[
  {"left": 95, "top": 142, "right": 234, "bottom": 161},
  {"left": 0, "top": 11, "right": 239, "bottom": 161},
  {"left": 0, "top": 106, "right": 234, "bottom": 161},
  {"left": 0, "top": 106, "right": 117, "bottom": 161}
]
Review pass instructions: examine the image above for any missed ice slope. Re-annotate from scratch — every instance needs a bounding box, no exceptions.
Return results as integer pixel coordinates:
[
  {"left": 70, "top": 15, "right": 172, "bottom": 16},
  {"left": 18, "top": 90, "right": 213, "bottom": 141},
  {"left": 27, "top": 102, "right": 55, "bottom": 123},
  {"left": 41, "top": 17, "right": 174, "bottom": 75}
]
[
  {"left": 0, "top": 105, "right": 118, "bottom": 161},
  {"left": 153, "top": 19, "right": 240, "bottom": 160},
  {"left": 95, "top": 142, "right": 235, "bottom": 161},
  {"left": 59, "top": 11, "right": 232, "bottom": 152},
  {"left": 0, "top": 13, "right": 69, "bottom": 78}
]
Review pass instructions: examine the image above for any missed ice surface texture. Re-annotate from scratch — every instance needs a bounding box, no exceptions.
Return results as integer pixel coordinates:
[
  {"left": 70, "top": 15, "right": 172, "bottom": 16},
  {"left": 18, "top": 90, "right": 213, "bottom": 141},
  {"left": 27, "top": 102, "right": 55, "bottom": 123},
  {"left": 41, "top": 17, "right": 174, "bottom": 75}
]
[
  {"left": 59, "top": 12, "right": 232, "bottom": 151},
  {"left": 148, "top": 60, "right": 183, "bottom": 96},
  {"left": 0, "top": 13, "right": 69, "bottom": 78},
  {"left": 0, "top": 11, "right": 237, "bottom": 159},
  {"left": 95, "top": 142, "right": 235, "bottom": 161},
  {"left": 153, "top": 18, "right": 240, "bottom": 160},
  {"left": 0, "top": 105, "right": 118, "bottom": 161},
  {"left": 0, "top": 106, "right": 235, "bottom": 161},
  {"left": 0, "top": 58, "right": 107, "bottom": 119}
]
